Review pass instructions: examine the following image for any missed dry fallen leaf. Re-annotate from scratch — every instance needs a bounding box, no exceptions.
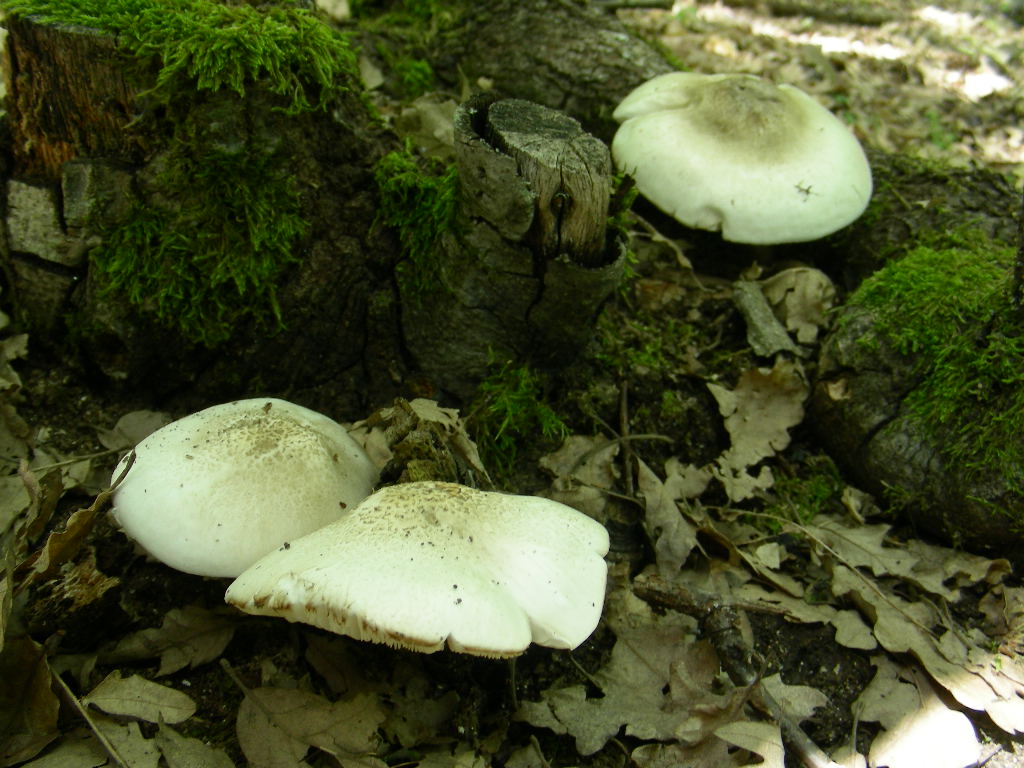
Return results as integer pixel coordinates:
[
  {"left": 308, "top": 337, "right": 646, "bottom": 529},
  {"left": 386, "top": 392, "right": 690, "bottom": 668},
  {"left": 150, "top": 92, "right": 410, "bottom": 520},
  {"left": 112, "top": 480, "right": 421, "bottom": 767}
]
[
  {"left": 382, "top": 672, "right": 459, "bottom": 748},
  {"left": 714, "top": 721, "right": 785, "bottom": 768},
  {"left": 515, "top": 585, "right": 745, "bottom": 756},
  {"left": 831, "top": 564, "right": 1024, "bottom": 734},
  {"left": 761, "top": 266, "right": 837, "bottom": 344},
  {"left": 16, "top": 728, "right": 107, "bottom": 768},
  {"left": 759, "top": 674, "right": 829, "bottom": 723},
  {"left": 637, "top": 458, "right": 698, "bottom": 574},
  {"left": 0, "top": 635, "right": 60, "bottom": 766},
  {"left": 101, "top": 605, "right": 235, "bottom": 676},
  {"left": 236, "top": 687, "right": 385, "bottom": 768},
  {"left": 831, "top": 609, "right": 878, "bottom": 651},
  {"left": 96, "top": 410, "right": 172, "bottom": 452},
  {"left": 632, "top": 736, "right": 743, "bottom": 768},
  {"left": 707, "top": 359, "right": 807, "bottom": 501},
  {"left": 155, "top": 722, "right": 236, "bottom": 768},
  {"left": 864, "top": 664, "right": 980, "bottom": 768},
  {"left": 83, "top": 671, "right": 196, "bottom": 724},
  {"left": 0, "top": 475, "right": 30, "bottom": 537},
  {"left": 88, "top": 714, "right": 160, "bottom": 768},
  {"left": 539, "top": 434, "right": 619, "bottom": 519}
]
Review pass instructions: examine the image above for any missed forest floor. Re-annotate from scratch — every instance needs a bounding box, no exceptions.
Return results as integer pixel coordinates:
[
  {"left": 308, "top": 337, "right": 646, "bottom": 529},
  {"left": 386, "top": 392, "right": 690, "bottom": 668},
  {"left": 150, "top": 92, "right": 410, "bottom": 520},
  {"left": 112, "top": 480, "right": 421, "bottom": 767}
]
[{"left": 3, "top": 1, "right": 1024, "bottom": 768}]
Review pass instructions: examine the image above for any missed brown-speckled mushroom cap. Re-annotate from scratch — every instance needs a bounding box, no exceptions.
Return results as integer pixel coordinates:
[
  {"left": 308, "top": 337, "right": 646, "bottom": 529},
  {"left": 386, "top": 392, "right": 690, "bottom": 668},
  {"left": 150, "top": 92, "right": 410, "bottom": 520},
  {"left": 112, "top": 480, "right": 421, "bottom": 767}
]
[
  {"left": 110, "top": 398, "right": 379, "bottom": 578},
  {"left": 612, "top": 72, "right": 873, "bottom": 244},
  {"left": 224, "top": 481, "right": 610, "bottom": 657}
]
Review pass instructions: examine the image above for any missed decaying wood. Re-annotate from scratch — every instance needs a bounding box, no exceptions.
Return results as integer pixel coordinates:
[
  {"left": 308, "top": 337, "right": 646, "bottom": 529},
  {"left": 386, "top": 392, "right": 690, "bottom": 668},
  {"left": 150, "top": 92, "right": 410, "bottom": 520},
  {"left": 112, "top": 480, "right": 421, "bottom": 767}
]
[
  {"left": 3, "top": 2, "right": 664, "bottom": 411},
  {"left": 2, "top": 13, "right": 406, "bottom": 419},
  {"left": 713, "top": 0, "right": 902, "bottom": 26},
  {"left": 482, "top": 99, "right": 609, "bottom": 262},
  {"left": 402, "top": 96, "right": 625, "bottom": 399},
  {"left": 3, "top": 16, "right": 147, "bottom": 180}
]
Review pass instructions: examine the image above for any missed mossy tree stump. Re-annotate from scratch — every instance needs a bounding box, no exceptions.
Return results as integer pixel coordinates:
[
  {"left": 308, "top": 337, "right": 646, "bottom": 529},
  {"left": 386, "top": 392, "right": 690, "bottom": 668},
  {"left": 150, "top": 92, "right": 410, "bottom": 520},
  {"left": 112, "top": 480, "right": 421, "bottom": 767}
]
[{"left": 1, "top": 5, "right": 405, "bottom": 418}]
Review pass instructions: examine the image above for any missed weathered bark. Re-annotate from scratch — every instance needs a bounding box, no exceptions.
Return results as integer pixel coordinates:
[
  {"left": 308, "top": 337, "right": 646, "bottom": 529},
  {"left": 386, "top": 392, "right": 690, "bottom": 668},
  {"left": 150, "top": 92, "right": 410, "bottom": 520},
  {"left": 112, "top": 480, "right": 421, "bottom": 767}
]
[
  {"left": 403, "top": 96, "right": 625, "bottom": 399},
  {"left": 3, "top": 15, "right": 149, "bottom": 180},
  {"left": 809, "top": 155, "right": 1023, "bottom": 556},
  {"left": 810, "top": 306, "right": 1024, "bottom": 558},
  {"left": 451, "top": 0, "right": 674, "bottom": 141}
]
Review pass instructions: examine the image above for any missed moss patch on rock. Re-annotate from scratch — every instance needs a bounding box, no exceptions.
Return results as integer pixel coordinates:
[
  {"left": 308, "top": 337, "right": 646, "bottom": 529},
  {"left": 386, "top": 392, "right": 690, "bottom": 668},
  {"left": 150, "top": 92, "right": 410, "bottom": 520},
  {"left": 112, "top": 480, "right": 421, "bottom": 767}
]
[{"left": 844, "top": 229, "right": 1024, "bottom": 503}]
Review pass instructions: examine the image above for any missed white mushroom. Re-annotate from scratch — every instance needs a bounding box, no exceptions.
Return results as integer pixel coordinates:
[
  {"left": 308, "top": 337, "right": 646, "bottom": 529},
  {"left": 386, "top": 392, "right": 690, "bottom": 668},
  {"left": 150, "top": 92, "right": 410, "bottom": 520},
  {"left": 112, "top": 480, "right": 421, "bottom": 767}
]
[
  {"left": 612, "top": 72, "right": 872, "bottom": 244},
  {"left": 110, "top": 398, "right": 378, "bottom": 578},
  {"left": 225, "top": 481, "right": 610, "bottom": 657}
]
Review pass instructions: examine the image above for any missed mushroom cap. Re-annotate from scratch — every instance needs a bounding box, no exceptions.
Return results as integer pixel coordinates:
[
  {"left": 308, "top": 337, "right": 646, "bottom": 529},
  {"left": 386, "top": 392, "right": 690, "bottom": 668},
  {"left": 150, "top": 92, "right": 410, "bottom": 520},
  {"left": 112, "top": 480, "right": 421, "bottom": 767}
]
[
  {"left": 225, "top": 481, "right": 610, "bottom": 657},
  {"left": 111, "top": 398, "right": 378, "bottom": 578},
  {"left": 611, "top": 72, "right": 872, "bottom": 244}
]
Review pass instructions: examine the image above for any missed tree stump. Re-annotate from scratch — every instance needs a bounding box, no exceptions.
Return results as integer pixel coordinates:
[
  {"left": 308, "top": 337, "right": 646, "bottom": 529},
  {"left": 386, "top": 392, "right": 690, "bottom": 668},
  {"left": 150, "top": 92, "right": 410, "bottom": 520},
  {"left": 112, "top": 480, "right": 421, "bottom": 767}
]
[{"left": 402, "top": 95, "right": 626, "bottom": 399}]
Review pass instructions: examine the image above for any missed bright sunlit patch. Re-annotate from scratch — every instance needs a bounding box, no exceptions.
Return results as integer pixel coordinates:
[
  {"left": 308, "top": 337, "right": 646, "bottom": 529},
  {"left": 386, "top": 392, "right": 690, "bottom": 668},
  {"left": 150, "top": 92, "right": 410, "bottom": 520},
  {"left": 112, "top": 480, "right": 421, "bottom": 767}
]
[
  {"left": 917, "top": 60, "right": 1013, "bottom": 101},
  {"left": 799, "top": 33, "right": 907, "bottom": 60},
  {"left": 916, "top": 5, "right": 983, "bottom": 35},
  {"left": 689, "top": 1, "right": 910, "bottom": 61}
]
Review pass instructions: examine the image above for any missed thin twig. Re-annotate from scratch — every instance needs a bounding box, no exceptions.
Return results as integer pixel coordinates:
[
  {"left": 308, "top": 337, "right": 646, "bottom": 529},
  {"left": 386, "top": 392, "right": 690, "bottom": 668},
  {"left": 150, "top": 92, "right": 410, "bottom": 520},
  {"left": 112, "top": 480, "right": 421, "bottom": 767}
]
[
  {"left": 633, "top": 574, "right": 842, "bottom": 768},
  {"left": 51, "top": 671, "right": 129, "bottom": 768},
  {"left": 619, "top": 380, "right": 635, "bottom": 498},
  {"left": 29, "top": 448, "right": 121, "bottom": 473},
  {"left": 753, "top": 684, "right": 844, "bottom": 768}
]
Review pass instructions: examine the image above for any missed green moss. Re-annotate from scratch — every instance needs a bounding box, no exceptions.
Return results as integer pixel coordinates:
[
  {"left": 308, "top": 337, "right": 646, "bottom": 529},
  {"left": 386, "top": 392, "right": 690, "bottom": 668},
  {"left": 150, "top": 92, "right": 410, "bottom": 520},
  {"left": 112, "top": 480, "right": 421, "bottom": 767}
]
[
  {"left": 3, "top": 0, "right": 360, "bottom": 345},
  {"left": 659, "top": 389, "right": 687, "bottom": 422},
  {"left": 595, "top": 312, "right": 696, "bottom": 375},
  {"left": 845, "top": 231, "right": 1024, "bottom": 493},
  {"left": 354, "top": 0, "right": 462, "bottom": 98},
  {"left": 468, "top": 361, "right": 569, "bottom": 483},
  {"left": 374, "top": 144, "right": 459, "bottom": 301},
  {"left": 608, "top": 173, "right": 638, "bottom": 234},
  {"left": 3, "top": 0, "right": 357, "bottom": 113},
  {"left": 375, "top": 43, "right": 436, "bottom": 99},
  {"left": 93, "top": 146, "right": 306, "bottom": 346}
]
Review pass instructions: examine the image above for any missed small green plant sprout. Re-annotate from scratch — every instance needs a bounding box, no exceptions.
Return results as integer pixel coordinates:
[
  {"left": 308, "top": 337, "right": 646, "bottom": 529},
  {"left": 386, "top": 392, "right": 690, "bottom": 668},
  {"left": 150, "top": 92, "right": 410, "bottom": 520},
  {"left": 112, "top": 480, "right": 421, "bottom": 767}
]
[
  {"left": 468, "top": 360, "right": 570, "bottom": 483},
  {"left": 374, "top": 143, "right": 459, "bottom": 301},
  {"left": 755, "top": 458, "right": 844, "bottom": 534}
]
